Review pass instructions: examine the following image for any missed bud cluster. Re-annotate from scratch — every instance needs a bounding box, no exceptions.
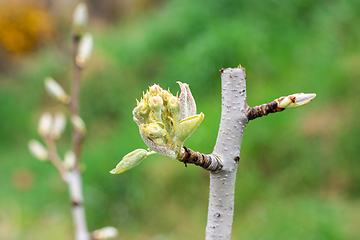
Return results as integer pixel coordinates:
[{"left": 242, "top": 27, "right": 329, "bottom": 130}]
[
  {"left": 111, "top": 82, "right": 204, "bottom": 174},
  {"left": 133, "top": 82, "right": 204, "bottom": 159}
]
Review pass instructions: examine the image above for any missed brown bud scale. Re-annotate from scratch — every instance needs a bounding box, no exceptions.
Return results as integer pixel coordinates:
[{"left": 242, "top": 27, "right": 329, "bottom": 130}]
[{"left": 246, "top": 101, "right": 284, "bottom": 120}]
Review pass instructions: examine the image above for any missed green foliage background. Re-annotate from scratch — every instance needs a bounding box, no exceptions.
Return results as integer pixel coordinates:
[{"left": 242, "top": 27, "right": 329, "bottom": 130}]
[{"left": 1, "top": 0, "right": 360, "bottom": 239}]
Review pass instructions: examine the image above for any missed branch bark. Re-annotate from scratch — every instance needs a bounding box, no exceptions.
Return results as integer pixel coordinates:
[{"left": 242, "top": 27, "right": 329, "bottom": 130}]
[
  {"left": 205, "top": 67, "right": 248, "bottom": 239},
  {"left": 68, "top": 36, "right": 90, "bottom": 240}
]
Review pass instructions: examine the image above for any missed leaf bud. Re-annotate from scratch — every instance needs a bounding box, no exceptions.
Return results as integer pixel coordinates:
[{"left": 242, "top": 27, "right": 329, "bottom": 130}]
[
  {"left": 175, "top": 112, "right": 204, "bottom": 142},
  {"left": 277, "top": 93, "right": 316, "bottom": 109},
  {"left": 110, "top": 149, "right": 154, "bottom": 174}
]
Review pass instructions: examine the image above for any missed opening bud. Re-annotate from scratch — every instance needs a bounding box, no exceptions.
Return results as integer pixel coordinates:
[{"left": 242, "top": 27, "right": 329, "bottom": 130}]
[
  {"left": 76, "top": 33, "right": 93, "bottom": 68},
  {"left": 277, "top": 93, "right": 317, "bottom": 109},
  {"left": 28, "top": 140, "right": 48, "bottom": 161},
  {"left": 44, "top": 77, "right": 70, "bottom": 104},
  {"left": 110, "top": 149, "right": 155, "bottom": 174},
  {"left": 38, "top": 112, "right": 52, "bottom": 137}
]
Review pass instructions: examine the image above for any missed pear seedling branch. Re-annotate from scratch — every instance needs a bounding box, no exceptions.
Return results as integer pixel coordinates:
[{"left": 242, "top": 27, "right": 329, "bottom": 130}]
[{"left": 111, "top": 66, "right": 316, "bottom": 240}]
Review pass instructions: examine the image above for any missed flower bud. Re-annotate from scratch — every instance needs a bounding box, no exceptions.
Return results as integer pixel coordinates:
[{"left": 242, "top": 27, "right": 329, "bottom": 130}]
[
  {"left": 44, "top": 77, "right": 70, "bottom": 104},
  {"left": 92, "top": 226, "right": 118, "bottom": 239},
  {"left": 149, "top": 96, "right": 163, "bottom": 120},
  {"left": 149, "top": 84, "right": 162, "bottom": 95},
  {"left": 149, "top": 96, "right": 163, "bottom": 111},
  {"left": 110, "top": 149, "right": 154, "bottom": 174},
  {"left": 38, "top": 112, "right": 52, "bottom": 137},
  {"left": 161, "top": 90, "right": 171, "bottom": 102},
  {"left": 76, "top": 33, "right": 93, "bottom": 68},
  {"left": 72, "top": 3, "right": 88, "bottom": 37},
  {"left": 51, "top": 112, "right": 66, "bottom": 139},
  {"left": 71, "top": 115, "right": 87, "bottom": 136},
  {"left": 142, "top": 123, "right": 166, "bottom": 138},
  {"left": 28, "top": 140, "right": 48, "bottom": 161},
  {"left": 175, "top": 112, "right": 204, "bottom": 142},
  {"left": 167, "top": 96, "right": 179, "bottom": 111}
]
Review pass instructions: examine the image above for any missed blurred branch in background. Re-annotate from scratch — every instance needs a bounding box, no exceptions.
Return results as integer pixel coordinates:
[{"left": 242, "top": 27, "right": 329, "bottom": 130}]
[{"left": 28, "top": 3, "right": 117, "bottom": 240}]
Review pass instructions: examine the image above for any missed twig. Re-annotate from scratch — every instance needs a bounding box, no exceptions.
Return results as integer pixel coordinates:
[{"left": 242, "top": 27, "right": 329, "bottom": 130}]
[
  {"left": 71, "top": 36, "right": 84, "bottom": 167},
  {"left": 44, "top": 136, "right": 68, "bottom": 181},
  {"left": 178, "top": 146, "right": 223, "bottom": 171},
  {"left": 67, "top": 34, "right": 90, "bottom": 240}
]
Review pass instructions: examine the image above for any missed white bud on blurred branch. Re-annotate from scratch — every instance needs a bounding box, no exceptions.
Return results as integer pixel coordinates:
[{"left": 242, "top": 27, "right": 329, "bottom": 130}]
[
  {"left": 76, "top": 33, "right": 93, "bottom": 68},
  {"left": 51, "top": 112, "right": 66, "bottom": 139},
  {"left": 38, "top": 112, "right": 52, "bottom": 137},
  {"left": 72, "top": 2, "right": 88, "bottom": 37},
  {"left": 28, "top": 140, "right": 48, "bottom": 161},
  {"left": 64, "top": 150, "right": 76, "bottom": 170},
  {"left": 71, "top": 115, "right": 87, "bottom": 136},
  {"left": 44, "top": 77, "right": 71, "bottom": 104}
]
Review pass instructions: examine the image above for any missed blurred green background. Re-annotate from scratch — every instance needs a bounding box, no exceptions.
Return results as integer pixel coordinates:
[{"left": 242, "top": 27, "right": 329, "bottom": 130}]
[{"left": 1, "top": 0, "right": 360, "bottom": 239}]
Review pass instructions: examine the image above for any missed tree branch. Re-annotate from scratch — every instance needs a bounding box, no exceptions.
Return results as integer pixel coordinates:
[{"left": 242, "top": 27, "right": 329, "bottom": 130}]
[
  {"left": 205, "top": 67, "right": 248, "bottom": 239},
  {"left": 178, "top": 146, "right": 223, "bottom": 171},
  {"left": 68, "top": 35, "right": 89, "bottom": 240}
]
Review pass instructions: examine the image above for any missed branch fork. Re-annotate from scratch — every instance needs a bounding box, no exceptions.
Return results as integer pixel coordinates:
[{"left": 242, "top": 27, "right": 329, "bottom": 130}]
[{"left": 111, "top": 64, "right": 316, "bottom": 239}]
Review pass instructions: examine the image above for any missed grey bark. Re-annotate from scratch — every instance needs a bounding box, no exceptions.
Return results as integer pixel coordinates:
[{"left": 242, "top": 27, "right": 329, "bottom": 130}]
[{"left": 206, "top": 68, "right": 248, "bottom": 239}]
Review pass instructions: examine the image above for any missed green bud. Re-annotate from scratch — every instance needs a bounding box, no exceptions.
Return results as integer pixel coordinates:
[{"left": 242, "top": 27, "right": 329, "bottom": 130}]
[
  {"left": 149, "top": 84, "right": 162, "bottom": 95},
  {"left": 142, "top": 123, "right": 166, "bottom": 138},
  {"left": 110, "top": 149, "right": 154, "bottom": 174},
  {"left": 149, "top": 96, "right": 163, "bottom": 110},
  {"left": 175, "top": 112, "right": 204, "bottom": 142},
  {"left": 161, "top": 90, "right": 171, "bottom": 102}
]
